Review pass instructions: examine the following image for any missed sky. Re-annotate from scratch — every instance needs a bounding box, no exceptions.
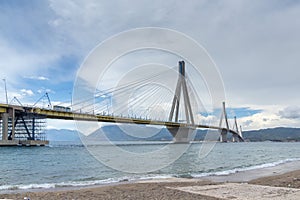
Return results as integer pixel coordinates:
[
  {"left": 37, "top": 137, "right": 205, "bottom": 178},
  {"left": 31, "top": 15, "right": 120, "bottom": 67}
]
[{"left": 0, "top": 0, "right": 300, "bottom": 131}]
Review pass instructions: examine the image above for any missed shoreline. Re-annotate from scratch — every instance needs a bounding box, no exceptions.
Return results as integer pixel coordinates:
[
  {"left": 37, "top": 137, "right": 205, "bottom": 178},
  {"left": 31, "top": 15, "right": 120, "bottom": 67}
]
[
  {"left": 203, "top": 159, "right": 300, "bottom": 183},
  {"left": 0, "top": 159, "right": 300, "bottom": 199},
  {"left": 1, "top": 171, "right": 299, "bottom": 200},
  {"left": 1, "top": 158, "right": 299, "bottom": 193}
]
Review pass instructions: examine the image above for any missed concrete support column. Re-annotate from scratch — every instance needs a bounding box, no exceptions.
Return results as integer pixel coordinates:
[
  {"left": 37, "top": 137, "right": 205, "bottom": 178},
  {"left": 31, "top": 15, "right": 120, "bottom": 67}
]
[
  {"left": 11, "top": 108, "right": 15, "bottom": 140},
  {"left": 168, "top": 127, "right": 196, "bottom": 143},
  {"left": 220, "top": 129, "right": 227, "bottom": 143},
  {"left": 2, "top": 113, "right": 8, "bottom": 141},
  {"left": 232, "top": 134, "right": 239, "bottom": 142},
  {"left": 32, "top": 117, "right": 35, "bottom": 140}
]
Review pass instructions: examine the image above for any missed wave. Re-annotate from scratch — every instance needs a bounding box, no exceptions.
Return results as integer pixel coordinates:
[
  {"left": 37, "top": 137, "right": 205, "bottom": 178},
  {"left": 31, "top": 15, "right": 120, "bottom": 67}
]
[
  {"left": 191, "top": 157, "right": 300, "bottom": 178},
  {"left": 0, "top": 174, "right": 172, "bottom": 191},
  {"left": 1, "top": 158, "right": 300, "bottom": 191}
]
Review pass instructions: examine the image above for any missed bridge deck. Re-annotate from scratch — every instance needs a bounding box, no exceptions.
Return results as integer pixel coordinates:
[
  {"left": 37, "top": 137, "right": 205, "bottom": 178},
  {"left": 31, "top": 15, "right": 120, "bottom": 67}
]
[{"left": 0, "top": 104, "right": 243, "bottom": 141}]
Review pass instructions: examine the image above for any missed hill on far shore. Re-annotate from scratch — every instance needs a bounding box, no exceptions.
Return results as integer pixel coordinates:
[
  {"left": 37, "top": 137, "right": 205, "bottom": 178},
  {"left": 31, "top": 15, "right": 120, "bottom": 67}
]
[
  {"left": 242, "top": 127, "right": 300, "bottom": 142},
  {"left": 45, "top": 126, "right": 300, "bottom": 142}
]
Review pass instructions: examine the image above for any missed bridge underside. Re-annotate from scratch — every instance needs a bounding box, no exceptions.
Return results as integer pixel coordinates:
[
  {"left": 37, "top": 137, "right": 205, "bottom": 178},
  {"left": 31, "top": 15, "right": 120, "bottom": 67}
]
[
  {"left": 220, "top": 129, "right": 244, "bottom": 142},
  {"left": 167, "top": 127, "right": 243, "bottom": 143},
  {"left": 167, "top": 126, "right": 196, "bottom": 143}
]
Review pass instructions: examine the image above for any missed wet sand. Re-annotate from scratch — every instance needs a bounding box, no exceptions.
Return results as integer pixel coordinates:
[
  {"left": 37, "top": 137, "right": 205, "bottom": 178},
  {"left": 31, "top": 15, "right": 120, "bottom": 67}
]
[{"left": 1, "top": 162, "right": 300, "bottom": 200}]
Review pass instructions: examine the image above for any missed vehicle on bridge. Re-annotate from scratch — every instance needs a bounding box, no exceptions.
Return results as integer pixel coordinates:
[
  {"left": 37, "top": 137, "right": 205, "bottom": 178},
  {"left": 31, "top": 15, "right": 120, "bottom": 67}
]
[{"left": 53, "top": 105, "right": 71, "bottom": 112}]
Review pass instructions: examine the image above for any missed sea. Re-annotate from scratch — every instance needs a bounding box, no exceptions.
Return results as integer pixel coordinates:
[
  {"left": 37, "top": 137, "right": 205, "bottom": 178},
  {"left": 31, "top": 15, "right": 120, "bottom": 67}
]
[{"left": 0, "top": 140, "right": 300, "bottom": 191}]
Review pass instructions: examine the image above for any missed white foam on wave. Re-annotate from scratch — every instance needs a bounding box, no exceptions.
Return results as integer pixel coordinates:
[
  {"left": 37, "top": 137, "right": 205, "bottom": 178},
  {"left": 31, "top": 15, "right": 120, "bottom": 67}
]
[
  {"left": 0, "top": 183, "right": 55, "bottom": 190},
  {"left": 0, "top": 174, "right": 173, "bottom": 191},
  {"left": 2, "top": 158, "right": 299, "bottom": 191},
  {"left": 0, "top": 179, "right": 119, "bottom": 191},
  {"left": 192, "top": 158, "right": 300, "bottom": 178}
]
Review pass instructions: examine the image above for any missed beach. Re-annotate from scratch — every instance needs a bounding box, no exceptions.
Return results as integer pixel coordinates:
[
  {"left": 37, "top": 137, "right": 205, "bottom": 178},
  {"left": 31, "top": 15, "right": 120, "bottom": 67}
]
[{"left": 1, "top": 161, "right": 300, "bottom": 200}]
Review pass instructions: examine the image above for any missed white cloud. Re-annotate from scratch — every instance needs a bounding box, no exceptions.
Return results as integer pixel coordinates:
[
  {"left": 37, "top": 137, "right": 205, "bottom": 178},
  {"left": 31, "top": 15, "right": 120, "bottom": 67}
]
[
  {"left": 238, "top": 105, "right": 300, "bottom": 130},
  {"left": 0, "top": 37, "right": 58, "bottom": 82},
  {"left": 195, "top": 114, "right": 219, "bottom": 127},
  {"left": 20, "top": 89, "right": 34, "bottom": 96},
  {"left": 47, "top": 119, "right": 76, "bottom": 130},
  {"left": 25, "top": 76, "right": 49, "bottom": 81},
  {"left": 1, "top": 1, "right": 300, "bottom": 129},
  {"left": 47, "top": 0, "right": 300, "bottom": 104},
  {"left": 38, "top": 76, "right": 49, "bottom": 80},
  {"left": 37, "top": 88, "right": 55, "bottom": 94},
  {"left": 278, "top": 106, "right": 300, "bottom": 119}
]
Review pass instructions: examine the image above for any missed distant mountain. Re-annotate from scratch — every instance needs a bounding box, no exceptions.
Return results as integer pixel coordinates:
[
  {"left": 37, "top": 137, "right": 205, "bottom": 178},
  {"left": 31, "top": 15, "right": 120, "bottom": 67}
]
[
  {"left": 242, "top": 127, "right": 300, "bottom": 142},
  {"left": 46, "top": 125, "right": 208, "bottom": 142},
  {"left": 46, "top": 129, "right": 81, "bottom": 141},
  {"left": 87, "top": 125, "right": 173, "bottom": 141},
  {"left": 46, "top": 126, "right": 300, "bottom": 142}
]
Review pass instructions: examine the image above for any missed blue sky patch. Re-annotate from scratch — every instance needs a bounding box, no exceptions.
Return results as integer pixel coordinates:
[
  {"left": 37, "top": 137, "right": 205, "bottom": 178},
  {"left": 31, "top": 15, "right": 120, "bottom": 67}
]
[{"left": 200, "top": 107, "right": 262, "bottom": 119}]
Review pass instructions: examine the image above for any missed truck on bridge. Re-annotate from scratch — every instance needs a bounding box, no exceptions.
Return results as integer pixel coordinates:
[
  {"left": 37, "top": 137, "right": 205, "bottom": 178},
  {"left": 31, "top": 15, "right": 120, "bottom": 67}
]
[{"left": 53, "top": 105, "right": 71, "bottom": 112}]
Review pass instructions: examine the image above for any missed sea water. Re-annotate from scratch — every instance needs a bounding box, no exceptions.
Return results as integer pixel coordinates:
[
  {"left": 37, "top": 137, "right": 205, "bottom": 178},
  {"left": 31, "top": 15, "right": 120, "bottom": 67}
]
[{"left": 0, "top": 141, "right": 299, "bottom": 191}]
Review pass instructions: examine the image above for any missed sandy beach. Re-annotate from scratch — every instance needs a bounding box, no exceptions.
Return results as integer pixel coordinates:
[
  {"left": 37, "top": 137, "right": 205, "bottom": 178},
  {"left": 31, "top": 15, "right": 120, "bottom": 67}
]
[{"left": 1, "top": 161, "right": 300, "bottom": 200}]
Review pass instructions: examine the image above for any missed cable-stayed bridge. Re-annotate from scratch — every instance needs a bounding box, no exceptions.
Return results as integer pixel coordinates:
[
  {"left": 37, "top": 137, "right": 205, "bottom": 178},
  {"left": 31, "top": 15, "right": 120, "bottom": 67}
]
[{"left": 0, "top": 61, "right": 244, "bottom": 146}]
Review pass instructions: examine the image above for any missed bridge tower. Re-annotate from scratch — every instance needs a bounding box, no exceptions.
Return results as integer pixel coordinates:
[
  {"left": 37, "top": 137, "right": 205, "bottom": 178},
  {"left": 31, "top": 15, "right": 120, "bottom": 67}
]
[
  {"left": 232, "top": 116, "right": 240, "bottom": 142},
  {"left": 168, "top": 61, "right": 196, "bottom": 143},
  {"left": 219, "top": 101, "right": 230, "bottom": 142},
  {"left": 240, "top": 125, "right": 243, "bottom": 138}
]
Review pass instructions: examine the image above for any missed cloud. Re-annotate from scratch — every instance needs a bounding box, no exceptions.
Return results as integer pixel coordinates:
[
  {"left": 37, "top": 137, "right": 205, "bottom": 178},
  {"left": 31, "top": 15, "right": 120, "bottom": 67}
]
[
  {"left": 236, "top": 105, "right": 300, "bottom": 130},
  {"left": 1, "top": 1, "right": 300, "bottom": 129},
  {"left": 0, "top": 37, "right": 57, "bottom": 82},
  {"left": 25, "top": 76, "right": 49, "bottom": 81},
  {"left": 195, "top": 114, "right": 219, "bottom": 126},
  {"left": 0, "top": 1, "right": 75, "bottom": 84},
  {"left": 239, "top": 112, "right": 280, "bottom": 130},
  {"left": 278, "top": 106, "right": 300, "bottom": 119},
  {"left": 47, "top": 0, "right": 300, "bottom": 106},
  {"left": 47, "top": 119, "right": 77, "bottom": 130},
  {"left": 20, "top": 89, "right": 34, "bottom": 96}
]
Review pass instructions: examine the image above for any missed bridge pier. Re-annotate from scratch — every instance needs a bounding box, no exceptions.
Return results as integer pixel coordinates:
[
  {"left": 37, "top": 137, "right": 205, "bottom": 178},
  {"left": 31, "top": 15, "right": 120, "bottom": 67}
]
[
  {"left": 1, "top": 113, "right": 8, "bottom": 141},
  {"left": 232, "top": 134, "right": 239, "bottom": 142},
  {"left": 167, "top": 126, "right": 196, "bottom": 143},
  {"left": 0, "top": 105, "right": 49, "bottom": 146},
  {"left": 220, "top": 129, "right": 228, "bottom": 143}
]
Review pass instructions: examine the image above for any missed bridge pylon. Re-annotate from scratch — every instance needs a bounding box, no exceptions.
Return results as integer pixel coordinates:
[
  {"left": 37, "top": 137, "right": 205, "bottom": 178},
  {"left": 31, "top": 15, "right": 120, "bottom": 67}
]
[
  {"left": 168, "top": 61, "right": 196, "bottom": 143},
  {"left": 232, "top": 116, "right": 240, "bottom": 142},
  {"left": 219, "top": 101, "right": 230, "bottom": 142},
  {"left": 219, "top": 103, "right": 244, "bottom": 142},
  {"left": 240, "top": 125, "right": 243, "bottom": 139}
]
